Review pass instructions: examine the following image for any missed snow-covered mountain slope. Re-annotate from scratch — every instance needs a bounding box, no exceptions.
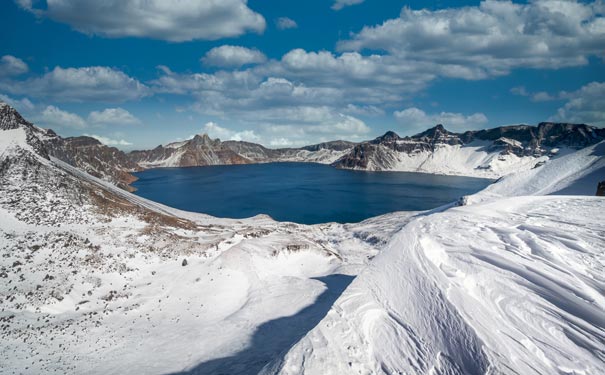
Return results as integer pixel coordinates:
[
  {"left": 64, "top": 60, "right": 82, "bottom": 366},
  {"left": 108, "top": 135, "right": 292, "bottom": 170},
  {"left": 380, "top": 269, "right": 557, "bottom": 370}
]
[
  {"left": 335, "top": 139, "right": 548, "bottom": 178},
  {"left": 269, "top": 195, "right": 605, "bottom": 375},
  {"left": 266, "top": 142, "right": 605, "bottom": 375},
  {"left": 333, "top": 123, "right": 605, "bottom": 178},
  {"left": 0, "top": 103, "right": 402, "bottom": 374},
  {"left": 1, "top": 101, "right": 140, "bottom": 191}
]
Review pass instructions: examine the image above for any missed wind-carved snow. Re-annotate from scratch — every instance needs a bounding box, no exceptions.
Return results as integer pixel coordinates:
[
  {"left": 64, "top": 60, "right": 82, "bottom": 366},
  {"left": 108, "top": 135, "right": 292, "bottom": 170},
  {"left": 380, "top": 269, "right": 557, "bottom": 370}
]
[{"left": 268, "top": 196, "right": 605, "bottom": 375}]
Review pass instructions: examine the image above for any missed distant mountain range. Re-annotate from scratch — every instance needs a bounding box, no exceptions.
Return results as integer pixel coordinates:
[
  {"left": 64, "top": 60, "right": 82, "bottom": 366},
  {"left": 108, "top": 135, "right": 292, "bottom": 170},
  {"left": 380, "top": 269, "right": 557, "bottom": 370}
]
[{"left": 2, "top": 101, "right": 604, "bottom": 191}]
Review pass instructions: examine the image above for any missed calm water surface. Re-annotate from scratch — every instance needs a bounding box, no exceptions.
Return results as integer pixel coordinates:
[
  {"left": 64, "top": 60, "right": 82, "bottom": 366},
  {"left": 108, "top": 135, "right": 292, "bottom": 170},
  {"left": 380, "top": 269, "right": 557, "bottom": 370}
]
[{"left": 132, "top": 163, "right": 492, "bottom": 224}]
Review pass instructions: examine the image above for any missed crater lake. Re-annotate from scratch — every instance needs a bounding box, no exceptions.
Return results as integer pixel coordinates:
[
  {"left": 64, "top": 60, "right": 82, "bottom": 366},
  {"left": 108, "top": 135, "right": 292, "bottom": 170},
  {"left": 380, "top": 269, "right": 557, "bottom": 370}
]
[{"left": 132, "top": 163, "right": 492, "bottom": 224}]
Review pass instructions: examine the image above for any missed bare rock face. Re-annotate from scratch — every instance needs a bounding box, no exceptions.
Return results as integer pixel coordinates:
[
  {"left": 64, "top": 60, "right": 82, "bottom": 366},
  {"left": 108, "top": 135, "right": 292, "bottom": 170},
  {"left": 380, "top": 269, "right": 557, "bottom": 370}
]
[
  {"left": 43, "top": 134, "right": 141, "bottom": 192},
  {"left": 129, "top": 134, "right": 252, "bottom": 168}
]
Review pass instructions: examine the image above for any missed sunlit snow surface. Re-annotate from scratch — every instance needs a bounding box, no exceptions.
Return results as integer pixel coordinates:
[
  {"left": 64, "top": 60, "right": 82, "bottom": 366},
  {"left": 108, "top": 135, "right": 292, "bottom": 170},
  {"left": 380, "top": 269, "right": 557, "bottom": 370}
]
[
  {"left": 269, "top": 196, "right": 605, "bottom": 374},
  {"left": 1, "top": 112, "right": 604, "bottom": 375}
]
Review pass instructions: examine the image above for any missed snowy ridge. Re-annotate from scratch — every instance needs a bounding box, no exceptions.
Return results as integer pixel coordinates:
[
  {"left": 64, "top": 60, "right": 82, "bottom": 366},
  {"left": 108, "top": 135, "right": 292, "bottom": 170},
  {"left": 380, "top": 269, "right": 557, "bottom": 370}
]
[
  {"left": 0, "top": 127, "right": 29, "bottom": 157},
  {"left": 471, "top": 141, "right": 605, "bottom": 201}
]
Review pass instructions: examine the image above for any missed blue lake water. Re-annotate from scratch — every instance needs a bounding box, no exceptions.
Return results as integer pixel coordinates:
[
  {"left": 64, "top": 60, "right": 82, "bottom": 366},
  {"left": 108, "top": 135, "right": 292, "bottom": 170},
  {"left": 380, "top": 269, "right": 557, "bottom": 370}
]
[{"left": 132, "top": 163, "right": 492, "bottom": 224}]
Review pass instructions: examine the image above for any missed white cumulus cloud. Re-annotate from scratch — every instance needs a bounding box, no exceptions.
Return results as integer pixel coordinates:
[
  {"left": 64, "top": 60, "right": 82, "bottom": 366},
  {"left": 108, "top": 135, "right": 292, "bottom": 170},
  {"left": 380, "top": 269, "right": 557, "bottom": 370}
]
[
  {"left": 202, "top": 122, "right": 260, "bottom": 142},
  {"left": 202, "top": 46, "right": 267, "bottom": 68},
  {"left": 1, "top": 66, "right": 150, "bottom": 103},
  {"left": 338, "top": 1, "right": 605, "bottom": 77},
  {"left": 550, "top": 81, "right": 605, "bottom": 126},
  {"left": 276, "top": 17, "right": 297, "bottom": 30},
  {"left": 88, "top": 108, "right": 141, "bottom": 126},
  {"left": 332, "top": 0, "right": 365, "bottom": 11},
  {"left": 18, "top": 0, "right": 266, "bottom": 42},
  {"left": 84, "top": 134, "right": 133, "bottom": 147},
  {"left": 0, "top": 93, "right": 34, "bottom": 112},
  {"left": 39, "top": 105, "right": 87, "bottom": 129},
  {"left": 0, "top": 55, "right": 29, "bottom": 77}
]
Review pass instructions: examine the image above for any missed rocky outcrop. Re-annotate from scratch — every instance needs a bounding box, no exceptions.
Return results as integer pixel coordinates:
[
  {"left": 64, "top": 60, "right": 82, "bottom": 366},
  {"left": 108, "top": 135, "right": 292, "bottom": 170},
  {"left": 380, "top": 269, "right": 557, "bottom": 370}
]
[
  {"left": 467, "top": 122, "right": 605, "bottom": 156},
  {"left": 42, "top": 133, "right": 141, "bottom": 192},
  {"left": 1, "top": 102, "right": 141, "bottom": 191},
  {"left": 129, "top": 134, "right": 252, "bottom": 168},
  {"left": 0, "top": 102, "right": 50, "bottom": 159}
]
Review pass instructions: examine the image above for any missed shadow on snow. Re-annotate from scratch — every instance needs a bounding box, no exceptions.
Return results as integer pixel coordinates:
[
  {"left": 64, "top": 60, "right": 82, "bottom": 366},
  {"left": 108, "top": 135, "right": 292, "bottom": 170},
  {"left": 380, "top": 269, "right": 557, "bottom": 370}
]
[{"left": 166, "top": 274, "right": 355, "bottom": 375}]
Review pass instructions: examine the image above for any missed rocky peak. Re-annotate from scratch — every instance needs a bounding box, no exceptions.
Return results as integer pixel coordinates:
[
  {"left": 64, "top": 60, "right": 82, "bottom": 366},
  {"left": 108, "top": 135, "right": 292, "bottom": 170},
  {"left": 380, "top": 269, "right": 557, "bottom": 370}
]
[
  {"left": 413, "top": 124, "right": 450, "bottom": 139},
  {"left": 190, "top": 134, "right": 218, "bottom": 147},
  {"left": 0, "top": 101, "right": 31, "bottom": 131},
  {"left": 371, "top": 131, "right": 400, "bottom": 144},
  {"left": 0, "top": 102, "right": 50, "bottom": 159},
  {"left": 535, "top": 122, "right": 604, "bottom": 148}
]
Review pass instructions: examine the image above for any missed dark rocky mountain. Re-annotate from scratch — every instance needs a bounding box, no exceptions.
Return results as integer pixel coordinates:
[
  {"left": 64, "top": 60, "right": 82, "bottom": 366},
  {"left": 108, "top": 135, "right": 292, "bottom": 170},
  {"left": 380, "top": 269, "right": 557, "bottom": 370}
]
[
  {"left": 301, "top": 140, "right": 356, "bottom": 152},
  {"left": 332, "top": 123, "right": 605, "bottom": 175},
  {"left": 43, "top": 134, "right": 141, "bottom": 191},
  {"left": 128, "top": 136, "right": 355, "bottom": 168},
  {"left": 0, "top": 102, "right": 49, "bottom": 159},
  {"left": 1, "top": 103, "right": 141, "bottom": 191},
  {"left": 464, "top": 122, "right": 605, "bottom": 155},
  {"left": 130, "top": 134, "right": 251, "bottom": 169}
]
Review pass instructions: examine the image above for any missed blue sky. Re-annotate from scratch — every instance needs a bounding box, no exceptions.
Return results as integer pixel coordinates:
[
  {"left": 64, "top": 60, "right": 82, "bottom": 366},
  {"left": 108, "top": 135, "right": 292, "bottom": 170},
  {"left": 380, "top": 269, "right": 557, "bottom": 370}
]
[{"left": 1, "top": 0, "right": 604, "bottom": 150}]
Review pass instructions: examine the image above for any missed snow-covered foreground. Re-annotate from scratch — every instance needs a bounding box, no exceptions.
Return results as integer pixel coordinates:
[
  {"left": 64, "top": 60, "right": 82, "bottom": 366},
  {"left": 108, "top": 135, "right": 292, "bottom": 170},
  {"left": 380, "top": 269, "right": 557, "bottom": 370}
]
[
  {"left": 269, "top": 196, "right": 605, "bottom": 374},
  {"left": 1, "top": 105, "right": 604, "bottom": 374}
]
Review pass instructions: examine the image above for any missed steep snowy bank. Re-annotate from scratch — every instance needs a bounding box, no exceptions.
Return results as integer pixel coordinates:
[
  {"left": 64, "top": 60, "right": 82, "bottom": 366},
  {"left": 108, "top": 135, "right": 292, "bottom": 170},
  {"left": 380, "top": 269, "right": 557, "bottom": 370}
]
[
  {"left": 468, "top": 141, "right": 605, "bottom": 204},
  {"left": 270, "top": 195, "right": 605, "bottom": 374}
]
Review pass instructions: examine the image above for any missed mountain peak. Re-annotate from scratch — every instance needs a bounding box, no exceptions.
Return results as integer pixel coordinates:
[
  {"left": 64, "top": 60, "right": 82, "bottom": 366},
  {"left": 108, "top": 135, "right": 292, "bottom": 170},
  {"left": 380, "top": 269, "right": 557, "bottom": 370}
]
[
  {"left": 191, "top": 133, "right": 217, "bottom": 146},
  {"left": 0, "top": 101, "right": 32, "bottom": 131},
  {"left": 413, "top": 124, "right": 450, "bottom": 138},
  {"left": 372, "top": 131, "right": 400, "bottom": 144}
]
